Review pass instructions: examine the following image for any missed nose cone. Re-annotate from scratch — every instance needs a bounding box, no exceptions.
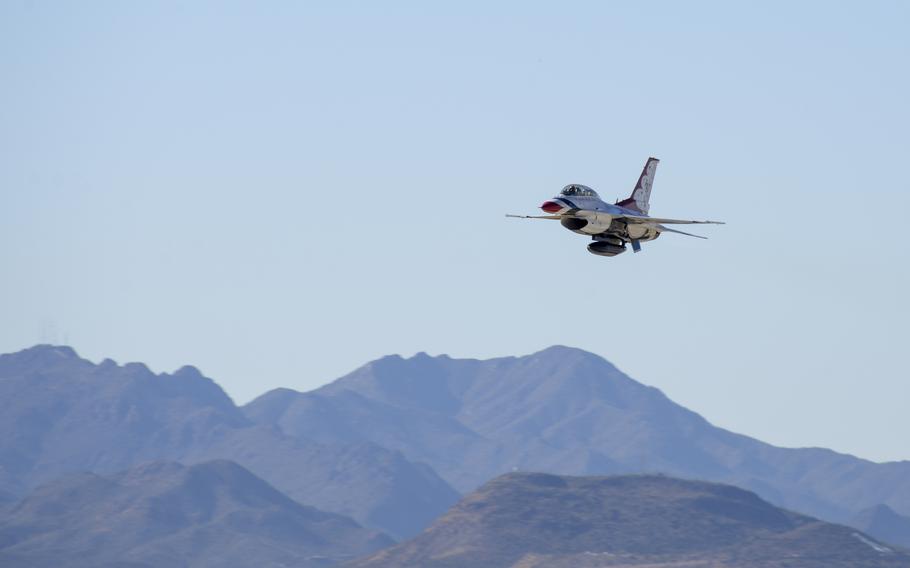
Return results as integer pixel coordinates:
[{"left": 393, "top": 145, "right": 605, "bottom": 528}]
[{"left": 540, "top": 200, "right": 563, "bottom": 213}]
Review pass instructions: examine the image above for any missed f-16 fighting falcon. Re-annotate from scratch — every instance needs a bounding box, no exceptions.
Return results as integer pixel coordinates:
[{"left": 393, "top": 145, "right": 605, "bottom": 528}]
[{"left": 507, "top": 158, "right": 724, "bottom": 256}]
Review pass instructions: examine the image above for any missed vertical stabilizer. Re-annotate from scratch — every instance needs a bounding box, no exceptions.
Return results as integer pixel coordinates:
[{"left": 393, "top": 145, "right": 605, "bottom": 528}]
[{"left": 617, "top": 157, "right": 659, "bottom": 214}]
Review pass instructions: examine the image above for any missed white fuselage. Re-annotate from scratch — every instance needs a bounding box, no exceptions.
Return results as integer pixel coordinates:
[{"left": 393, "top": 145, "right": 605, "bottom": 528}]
[{"left": 542, "top": 194, "right": 660, "bottom": 242}]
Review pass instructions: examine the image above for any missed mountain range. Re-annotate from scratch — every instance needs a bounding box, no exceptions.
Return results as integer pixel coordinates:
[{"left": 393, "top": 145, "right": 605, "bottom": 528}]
[
  {"left": 349, "top": 472, "right": 909, "bottom": 568},
  {"left": 2, "top": 343, "right": 909, "bottom": 559},
  {"left": 243, "top": 346, "right": 910, "bottom": 534},
  {"left": 0, "top": 345, "right": 458, "bottom": 540}
]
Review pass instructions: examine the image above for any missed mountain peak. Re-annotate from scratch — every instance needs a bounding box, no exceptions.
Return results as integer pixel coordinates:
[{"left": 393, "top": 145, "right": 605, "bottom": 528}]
[
  {"left": 534, "top": 344, "right": 597, "bottom": 356},
  {"left": 527, "top": 344, "right": 621, "bottom": 370},
  {"left": 1, "top": 343, "right": 79, "bottom": 363},
  {"left": 122, "top": 361, "right": 152, "bottom": 374},
  {"left": 172, "top": 364, "right": 203, "bottom": 379},
  {"left": 33, "top": 344, "right": 78, "bottom": 358}
]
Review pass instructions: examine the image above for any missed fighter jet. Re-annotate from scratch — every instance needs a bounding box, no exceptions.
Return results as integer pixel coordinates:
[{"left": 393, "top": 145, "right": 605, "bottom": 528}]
[{"left": 507, "top": 157, "right": 724, "bottom": 256}]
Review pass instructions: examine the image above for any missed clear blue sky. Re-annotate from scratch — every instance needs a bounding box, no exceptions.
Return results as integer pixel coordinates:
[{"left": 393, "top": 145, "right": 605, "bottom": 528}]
[{"left": 2, "top": 1, "right": 908, "bottom": 462}]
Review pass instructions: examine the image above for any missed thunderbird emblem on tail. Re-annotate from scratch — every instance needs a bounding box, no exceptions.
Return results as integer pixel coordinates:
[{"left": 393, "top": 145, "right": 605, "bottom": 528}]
[{"left": 507, "top": 158, "right": 724, "bottom": 256}]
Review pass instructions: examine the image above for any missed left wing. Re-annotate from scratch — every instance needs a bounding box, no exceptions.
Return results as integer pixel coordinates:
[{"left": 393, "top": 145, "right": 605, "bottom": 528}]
[{"left": 623, "top": 213, "right": 722, "bottom": 239}]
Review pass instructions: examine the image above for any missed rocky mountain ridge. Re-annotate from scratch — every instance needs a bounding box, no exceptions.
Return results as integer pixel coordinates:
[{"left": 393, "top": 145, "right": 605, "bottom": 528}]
[
  {"left": 0, "top": 345, "right": 459, "bottom": 539},
  {"left": 349, "top": 472, "right": 910, "bottom": 568},
  {"left": 244, "top": 346, "right": 910, "bottom": 533}
]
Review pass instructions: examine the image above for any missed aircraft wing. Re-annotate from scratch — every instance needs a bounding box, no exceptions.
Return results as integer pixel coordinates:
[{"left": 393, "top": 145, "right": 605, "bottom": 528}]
[
  {"left": 505, "top": 214, "right": 563, "bottom": 220},
  {"left": 508, "top": 212, "right": 723, "bottom": 225},
  {"left": 622, "top": 214, "right": 724, "bottom": 225}
]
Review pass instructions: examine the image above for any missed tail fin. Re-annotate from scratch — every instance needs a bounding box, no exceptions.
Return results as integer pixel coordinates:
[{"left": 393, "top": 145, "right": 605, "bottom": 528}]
[{"left": 617, "top": 157, "right": 659, "bottom": 214}]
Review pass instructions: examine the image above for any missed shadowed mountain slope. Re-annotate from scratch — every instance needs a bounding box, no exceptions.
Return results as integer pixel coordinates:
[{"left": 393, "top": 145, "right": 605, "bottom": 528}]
[
  {"left": 0, "top": 460, "right": 392, "bottom": 568},
  {"left": 186, "top": 430, "right": 457, "bottom": 540},
  {"left": 244, "top": 346, "right": 910, "bottom": 531},
  {"left": 348, "top": 472, "right": 910, "bottom": 568},
  {"left": 851, "top": 504, "right": 910, "bottom": 549},
  {"left": 0, "top": 345, "right": 459, "bottom": 539}
]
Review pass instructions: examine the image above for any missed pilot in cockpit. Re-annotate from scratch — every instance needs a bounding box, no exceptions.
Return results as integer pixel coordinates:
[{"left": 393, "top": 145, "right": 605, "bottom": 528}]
[{"left": 561, "top": 185, "right": 598, "bottom": 198}]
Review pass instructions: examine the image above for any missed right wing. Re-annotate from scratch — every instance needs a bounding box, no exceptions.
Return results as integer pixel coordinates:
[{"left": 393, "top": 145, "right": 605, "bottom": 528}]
[{"left": 505, "top": 214, "right": 563, "bottom": 220}]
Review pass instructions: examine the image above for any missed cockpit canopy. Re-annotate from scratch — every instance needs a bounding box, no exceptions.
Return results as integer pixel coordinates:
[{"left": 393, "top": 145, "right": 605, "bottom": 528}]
[{"left": 560, "top": 184, "right": 599, "bottom": 198}]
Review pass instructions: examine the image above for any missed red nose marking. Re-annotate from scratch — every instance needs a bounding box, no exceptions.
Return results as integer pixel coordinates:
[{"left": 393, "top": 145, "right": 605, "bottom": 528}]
[{"left": 540, "top": 201, "right": 562, "bottom": 213}]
